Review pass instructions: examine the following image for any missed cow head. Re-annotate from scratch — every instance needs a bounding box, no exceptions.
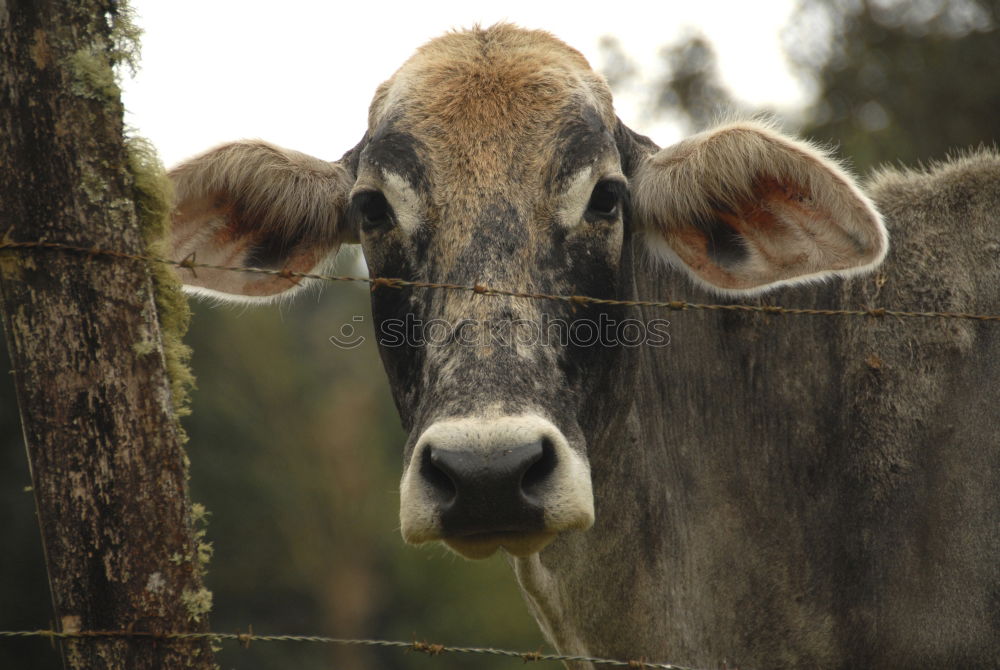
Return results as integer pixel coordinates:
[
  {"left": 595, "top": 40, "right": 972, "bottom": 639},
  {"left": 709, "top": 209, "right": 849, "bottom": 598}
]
[{"left": 167, "top": 25, "right": 886, "bottom": 559}]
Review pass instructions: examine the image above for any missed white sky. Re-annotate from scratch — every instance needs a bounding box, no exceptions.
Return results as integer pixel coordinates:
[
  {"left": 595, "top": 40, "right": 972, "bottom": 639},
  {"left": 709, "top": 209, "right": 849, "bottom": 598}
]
[{"left": 121, "top": 0, "right": 807, "bottom": 168}]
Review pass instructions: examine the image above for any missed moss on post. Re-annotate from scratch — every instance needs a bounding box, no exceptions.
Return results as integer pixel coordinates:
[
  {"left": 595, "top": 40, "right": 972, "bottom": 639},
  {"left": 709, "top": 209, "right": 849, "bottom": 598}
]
[{"left": 126, "top": 136, "right": 196, "bottom": 422}]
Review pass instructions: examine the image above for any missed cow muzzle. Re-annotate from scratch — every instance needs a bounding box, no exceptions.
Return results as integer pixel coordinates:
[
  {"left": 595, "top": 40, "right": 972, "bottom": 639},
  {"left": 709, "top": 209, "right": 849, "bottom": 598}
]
[{"left": 399, "top": 415, "right": 594, "bottom": 559}]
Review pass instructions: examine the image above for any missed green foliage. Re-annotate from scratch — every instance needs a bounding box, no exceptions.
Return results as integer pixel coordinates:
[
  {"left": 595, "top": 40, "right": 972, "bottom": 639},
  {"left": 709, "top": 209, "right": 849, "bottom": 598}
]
[{"left": 787, "top": 0, "right": 1000, "bottom": 171}]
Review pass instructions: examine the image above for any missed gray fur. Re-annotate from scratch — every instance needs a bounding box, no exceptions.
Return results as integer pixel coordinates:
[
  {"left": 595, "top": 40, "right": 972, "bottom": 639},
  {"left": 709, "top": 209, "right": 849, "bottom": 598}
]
[{"left": 522, "top": 150, "right": 1000, "bottom": 668}]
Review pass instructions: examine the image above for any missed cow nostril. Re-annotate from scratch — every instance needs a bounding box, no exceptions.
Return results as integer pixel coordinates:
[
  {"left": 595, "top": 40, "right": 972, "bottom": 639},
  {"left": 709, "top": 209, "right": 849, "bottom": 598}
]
[
  {"left": 420, "top": 439, "right": 557, "bottom": 521},
  {"left": 420, "top": 445, "right": 457, "bottom": 503},
  {"left": 521, "top": 438, "right": 557, "bottom": 496}
]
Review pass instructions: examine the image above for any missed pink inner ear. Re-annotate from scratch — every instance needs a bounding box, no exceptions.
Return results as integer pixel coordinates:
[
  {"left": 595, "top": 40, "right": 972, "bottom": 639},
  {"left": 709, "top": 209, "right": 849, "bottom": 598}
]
[
  {"left": 721, "top": 178, "right": 818, "bottom": 269},
  {"left": 665, "top": 176, "right": 866, "bottom": 291},
  {"left": 179, "top": 236, "right": 327, "bottom": 298},
  {"left": 669, "top": 226, "right": 743, "bottom": 289},
  {"left": 171, "top": 195, "right": 328, "bottom": 298},
  {"left": 235, "top": 246, "right": 325, "bottom": 297},
  {"left": 704, "top": 178, "right": 810, "bottom": 243}
]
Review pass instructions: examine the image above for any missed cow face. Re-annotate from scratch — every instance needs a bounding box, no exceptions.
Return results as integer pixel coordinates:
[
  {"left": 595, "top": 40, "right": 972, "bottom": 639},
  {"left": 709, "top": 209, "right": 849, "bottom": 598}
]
[
  {"left": 167, "top": 25, "right": 886, "bottom": 559},
  {"left": 354, "top": 29, "right": 632, "bottom": 558}
]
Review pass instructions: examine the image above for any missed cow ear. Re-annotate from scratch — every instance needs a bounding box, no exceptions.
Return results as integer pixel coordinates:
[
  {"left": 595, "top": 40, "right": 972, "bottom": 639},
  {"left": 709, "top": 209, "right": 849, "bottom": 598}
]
[
  {"left": 168, "top": 141, "right": 357, "bottom": 302},
  {"left": 630, "top": 121, "right": 887, "bottom": 294}
]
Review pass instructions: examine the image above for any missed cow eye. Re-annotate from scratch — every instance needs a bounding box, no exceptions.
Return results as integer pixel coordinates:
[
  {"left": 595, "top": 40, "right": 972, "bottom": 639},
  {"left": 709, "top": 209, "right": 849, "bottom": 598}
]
[
  {"left": 353, "top": 190, "right": 393, "bottom": 232},
  {"left": 586, "top": 180, "right": 624, "bottom": 218}
]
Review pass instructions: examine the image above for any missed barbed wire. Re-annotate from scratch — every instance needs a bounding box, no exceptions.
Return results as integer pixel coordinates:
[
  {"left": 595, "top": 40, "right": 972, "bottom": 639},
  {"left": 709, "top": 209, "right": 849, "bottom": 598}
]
[
  {"left": 0, "top": 628, "right": 700, "bottom": 669},
  {"left": 1, "top": 239, "right": 999, "bottom": 322}
]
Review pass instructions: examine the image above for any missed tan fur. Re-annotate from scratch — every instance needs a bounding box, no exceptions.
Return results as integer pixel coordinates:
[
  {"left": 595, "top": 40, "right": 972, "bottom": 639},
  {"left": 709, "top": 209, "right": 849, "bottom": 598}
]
[
  {"left": 370, "top": 24, "right": 612, "bottom": 134},
  {"left": 369, "top": 24, "right": 614, "bottom": 203}
]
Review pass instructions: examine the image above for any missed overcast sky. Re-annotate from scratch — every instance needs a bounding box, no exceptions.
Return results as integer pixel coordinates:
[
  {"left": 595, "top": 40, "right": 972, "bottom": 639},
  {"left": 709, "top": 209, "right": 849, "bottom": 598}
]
[{"left": 121, "top": 0, "right": 807, "bottom": 167}]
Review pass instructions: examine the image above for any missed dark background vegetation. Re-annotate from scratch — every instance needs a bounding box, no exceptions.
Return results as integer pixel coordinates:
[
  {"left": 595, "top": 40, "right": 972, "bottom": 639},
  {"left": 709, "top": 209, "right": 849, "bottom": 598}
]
[{"left": 2, "top": 1, "right": 997, "bottom": 667}]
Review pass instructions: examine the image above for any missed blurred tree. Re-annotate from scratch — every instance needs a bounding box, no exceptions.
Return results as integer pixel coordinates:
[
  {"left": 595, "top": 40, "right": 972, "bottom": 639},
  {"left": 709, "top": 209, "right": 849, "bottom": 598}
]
[
  {"left": 786, "top": 0, "right": 999, "bottom": 171},
  {"left": 652, "top": 33, "right": 748, "bottom": 132},
  {"left": 600, "top": 32, "right": 745, "bottom": 134},
  {"left": 602, "top": 0, "right": 999, "bottom": 172},
  {"left": 597, "top": 35, "right": 639, "bottom": 92}
]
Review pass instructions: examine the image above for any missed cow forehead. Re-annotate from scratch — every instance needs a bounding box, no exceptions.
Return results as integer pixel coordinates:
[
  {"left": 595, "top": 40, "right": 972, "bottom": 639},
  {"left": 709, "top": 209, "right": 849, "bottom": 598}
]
[{"left": 365, "top": 24, "right": 617, "bottom": 189}]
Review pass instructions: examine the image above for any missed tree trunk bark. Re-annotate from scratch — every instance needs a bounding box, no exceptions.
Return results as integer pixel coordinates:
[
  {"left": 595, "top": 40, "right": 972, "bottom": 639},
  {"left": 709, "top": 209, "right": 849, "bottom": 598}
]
[{"left": 0, "top": 2, "right": 214, "bottom": 668}]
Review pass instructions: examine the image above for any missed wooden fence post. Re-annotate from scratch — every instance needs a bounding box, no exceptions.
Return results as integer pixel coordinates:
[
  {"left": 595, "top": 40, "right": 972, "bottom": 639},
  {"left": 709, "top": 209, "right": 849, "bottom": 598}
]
[{"left": 0, "top": 2, "right": 215, "bottom": 668}]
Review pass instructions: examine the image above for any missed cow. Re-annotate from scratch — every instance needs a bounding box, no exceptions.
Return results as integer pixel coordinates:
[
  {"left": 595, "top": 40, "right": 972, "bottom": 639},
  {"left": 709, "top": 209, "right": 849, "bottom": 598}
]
[{"left": 166, "top": 24, "right": 1000, "bottom": 669}]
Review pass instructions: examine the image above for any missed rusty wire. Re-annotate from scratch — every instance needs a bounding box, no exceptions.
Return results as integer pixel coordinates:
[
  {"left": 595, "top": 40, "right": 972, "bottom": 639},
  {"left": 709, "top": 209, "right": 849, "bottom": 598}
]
[
  {"left": 1, "top": 239, "right": 999, "bottom": 322},
  {"left": 0, "top": 628, "right": 698, "bottom": 669}
]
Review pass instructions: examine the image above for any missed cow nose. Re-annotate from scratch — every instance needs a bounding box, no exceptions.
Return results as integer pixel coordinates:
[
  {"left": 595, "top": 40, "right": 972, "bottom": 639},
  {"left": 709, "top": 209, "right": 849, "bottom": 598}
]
[
  {"left": 420, "top": 440, "right": 556, "bottom": 535},
  {"left": 400, "top": 415, "right": 594, "bottom": 557}
]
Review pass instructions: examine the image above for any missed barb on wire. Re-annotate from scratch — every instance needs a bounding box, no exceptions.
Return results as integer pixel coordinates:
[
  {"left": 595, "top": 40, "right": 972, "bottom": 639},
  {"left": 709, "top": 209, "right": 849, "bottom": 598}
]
[
  {"left": 0, "top": 629, "right": 700, "bottom": 670},
  {"left": 1, "top": 239, "right": 999, "bottom": 323}
]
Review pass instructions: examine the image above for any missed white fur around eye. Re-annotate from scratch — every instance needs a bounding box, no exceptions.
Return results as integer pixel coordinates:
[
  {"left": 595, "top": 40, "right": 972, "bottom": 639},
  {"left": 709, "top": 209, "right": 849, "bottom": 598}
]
[
  {"left": 557, "top": 168, "right": 594, "bottom": 228},
  {"left": 381, "top": 171, "right": 424, "bottom": 235},
  {"left": 557, "top": 164, "right": 628, "bottom": 229}
]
